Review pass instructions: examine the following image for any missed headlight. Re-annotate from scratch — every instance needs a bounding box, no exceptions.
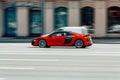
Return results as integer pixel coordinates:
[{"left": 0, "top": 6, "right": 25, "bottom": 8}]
[{"left": 33, "top": 39, "right": 36, "bottom": 42}]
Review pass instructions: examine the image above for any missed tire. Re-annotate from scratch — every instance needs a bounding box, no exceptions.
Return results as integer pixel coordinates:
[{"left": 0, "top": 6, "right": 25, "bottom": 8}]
[
  {"left": 75, "top": 40, "right": 85, "bottom": 48},
  {"left": 38, "top": 40, "right": 47, "bottom": 48}
]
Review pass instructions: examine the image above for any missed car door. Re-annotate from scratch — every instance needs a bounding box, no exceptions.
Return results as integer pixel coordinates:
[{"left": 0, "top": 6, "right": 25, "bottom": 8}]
[
  {"left": 63, "top": 32, "right": 74, "bottom": 46},
  {"left": 47, "top": 32, "right": 64, "bottom": 46},
  {"left": 57, "top": 32, "right": 74, "bottom": 46},
  {"left": 57, "top": 32, "right": 67, "bottom": 46}
]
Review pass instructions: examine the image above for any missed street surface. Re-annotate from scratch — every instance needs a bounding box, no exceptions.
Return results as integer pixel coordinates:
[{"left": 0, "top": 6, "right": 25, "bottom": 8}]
[{"left": 0, "top": 43, "right": 120, "bottom": 80}]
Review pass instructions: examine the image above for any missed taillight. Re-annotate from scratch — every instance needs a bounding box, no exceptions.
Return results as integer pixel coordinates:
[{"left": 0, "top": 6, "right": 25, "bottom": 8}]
[
  {"left": 87, "top": 38, "right": 91, "bottom": 42},
  {"left": 84, "top": 34, "right": 90, "bottom": 37}
]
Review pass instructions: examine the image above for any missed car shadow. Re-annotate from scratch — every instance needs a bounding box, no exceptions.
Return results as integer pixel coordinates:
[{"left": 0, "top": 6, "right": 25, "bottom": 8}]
[
  {"left": 28, "top": 46, "right": 40, "bottom": 48},
  {"left": 28, "top": 46, "right": 90, "bottom": 49}
]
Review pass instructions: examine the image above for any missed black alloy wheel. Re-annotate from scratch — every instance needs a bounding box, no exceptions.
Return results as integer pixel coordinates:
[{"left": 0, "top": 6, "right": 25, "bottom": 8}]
[
  {"left": 75, "top": 40, "right": 85, "bottom": 48},
  {"left": 38, "top": 40, "right": 47, "bottom": 48}
]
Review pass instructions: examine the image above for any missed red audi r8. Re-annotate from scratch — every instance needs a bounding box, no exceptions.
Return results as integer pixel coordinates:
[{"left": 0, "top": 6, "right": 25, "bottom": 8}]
[{"left": 32, "top": 27, "right": 92, "bottom": 48}]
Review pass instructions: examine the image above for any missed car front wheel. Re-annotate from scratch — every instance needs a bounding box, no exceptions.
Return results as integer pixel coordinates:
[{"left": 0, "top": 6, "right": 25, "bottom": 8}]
[
  {"left": 38, "top": 40, "right": 47, "bottom": 48},
  {"left": 75, "top": 40, "right": 85, "bottom": 48}
]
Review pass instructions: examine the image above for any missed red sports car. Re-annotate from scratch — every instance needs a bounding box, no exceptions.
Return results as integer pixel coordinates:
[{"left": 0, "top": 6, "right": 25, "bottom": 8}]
[{"left": 32, "top": 27, "right": 92, "bottom": 48}]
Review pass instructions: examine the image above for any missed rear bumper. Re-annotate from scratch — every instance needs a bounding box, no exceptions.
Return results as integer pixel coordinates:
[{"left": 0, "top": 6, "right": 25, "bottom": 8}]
[
  {"left": 87, "top": 43, "right": 92, "bottom": 46},
  {"left": 85, "top": 37, "right": 93, "bottom": 47}
]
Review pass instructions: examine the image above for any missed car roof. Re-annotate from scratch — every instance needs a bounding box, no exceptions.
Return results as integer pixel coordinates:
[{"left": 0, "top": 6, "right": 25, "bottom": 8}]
[
  {"left": 56, "top": 26, "right": 87, "bottom": 31},
  {"left": 56, "top": 26, "right": 88, "bottom": 35},
  {"left": 58, "top": 26, "right": 87, "bottom": 29},
  {"left": 52, "top": 31, "right": 70, "bottom": 33}
]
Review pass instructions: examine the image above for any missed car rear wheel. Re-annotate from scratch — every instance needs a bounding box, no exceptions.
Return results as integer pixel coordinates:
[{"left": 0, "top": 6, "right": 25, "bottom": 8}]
[
  {"left": 75, "top": 40, "right": 85, "bottom": 48},
  {"left": 38, "top": 40, "right": 47, "bottom": 48}
]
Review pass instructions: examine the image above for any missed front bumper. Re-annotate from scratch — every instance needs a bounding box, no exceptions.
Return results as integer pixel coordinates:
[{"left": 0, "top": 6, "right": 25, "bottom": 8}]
[{"left": 31, "top": 39, "right": 38, "bottom": 46}]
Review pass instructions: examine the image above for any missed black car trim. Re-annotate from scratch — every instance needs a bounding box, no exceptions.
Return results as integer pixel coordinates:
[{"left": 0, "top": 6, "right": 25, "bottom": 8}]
[{"left": 64, "top": 36, "right": 73, "bottom": 44}]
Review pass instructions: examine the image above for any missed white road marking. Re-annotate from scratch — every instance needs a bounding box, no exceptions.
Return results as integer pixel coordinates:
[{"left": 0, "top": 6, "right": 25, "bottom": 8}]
[
  {"left": 0, "top": 59, "right": 59, "bottom": 62},
  {"left": 0, "top": 78, "right": 5, "bottom": 80},
  {"left": 0, "top": 67, "right": 34, "bottom": 70},
  {"left": 0, "top": 52, "right": 120, "bottom": 56},
  {"left": 0, "top": 58, "right": 119, "bottom": 62}
]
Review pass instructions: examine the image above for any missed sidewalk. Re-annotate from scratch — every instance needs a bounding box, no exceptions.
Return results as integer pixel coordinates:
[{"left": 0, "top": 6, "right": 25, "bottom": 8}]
[
  {"left": 0, "top": 37, "right": 120, "bottom": 44},
  {"left": 93, "top": 37, "right": 120, "bottom": 44},
  {"left": 0, "top": 37, "right": 33, "bottom": 43}
]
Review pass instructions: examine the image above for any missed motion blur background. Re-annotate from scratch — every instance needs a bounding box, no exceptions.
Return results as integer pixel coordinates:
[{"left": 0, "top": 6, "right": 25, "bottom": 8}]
[{"left": 0, "top": 0, "right": 120, "bottom": 38}]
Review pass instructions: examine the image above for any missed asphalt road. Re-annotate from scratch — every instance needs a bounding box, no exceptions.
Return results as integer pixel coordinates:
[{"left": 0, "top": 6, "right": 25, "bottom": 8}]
[{"left": 0, "top": 43, "right": 120, "bottom": 80}]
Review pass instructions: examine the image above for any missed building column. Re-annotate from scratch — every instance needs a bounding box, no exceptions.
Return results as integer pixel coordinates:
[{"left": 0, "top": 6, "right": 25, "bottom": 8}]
[
  {"left": 0, "top": 2, "right": 4, "bottom": 37},
  {"left": 68, "top": 1, "right": 79, "bottom": 26},
  {"left": 94, "top": 1, "right": 107, "bottom": 37},
  {"left": 45, "top": 2, "right": 54, "bottom": 34},
  {"left": 17, "top": 7, "right": 29, "bottom": 37}
]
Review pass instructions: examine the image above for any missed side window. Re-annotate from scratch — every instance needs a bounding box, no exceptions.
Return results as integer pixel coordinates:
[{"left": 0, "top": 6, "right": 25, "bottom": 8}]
[
  {"left": 51, "top": 32, "right": 63, "bottom": 36},
  {"left": 62, "top": 32, "right": 67, "bottom": 36},
  {"left": 56, "top": 33, "right": 62, "bottom": 36},
  {"left": 63, "top": 32, "right": 73, "bottom": 36}
]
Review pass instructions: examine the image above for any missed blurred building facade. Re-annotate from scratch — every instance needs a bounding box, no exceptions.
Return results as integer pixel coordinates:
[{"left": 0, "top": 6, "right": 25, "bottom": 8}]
[{"left": 0, "top": 0, "right": 120, "bottom": 37}]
